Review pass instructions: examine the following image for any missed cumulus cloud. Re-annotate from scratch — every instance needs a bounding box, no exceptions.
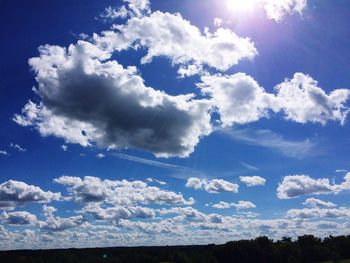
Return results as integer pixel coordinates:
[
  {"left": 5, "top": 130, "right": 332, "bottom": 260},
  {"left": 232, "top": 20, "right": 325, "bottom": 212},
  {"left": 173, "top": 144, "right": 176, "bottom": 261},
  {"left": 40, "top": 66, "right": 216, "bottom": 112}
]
[
  {"left": 275, "top": 73, "right": 350, "bottom": 125},
  {"left": 115, "top": 218, "right": 180, "bottom": 235},
  {"left": 303, "top": 198, "right": 337, "bottom": 208},
  {"left": 0, "top": 180, "right": 61, "bottom": 209},
  {"left": 198, "top": 73, "right": 278, "bottom": 126},
  {"left": 227, "top": 0, "right": 307, "bottom": 22},
  {"left": 54, "top": 176, "right": 193, "bottom": 205},
  {"left": 13, "top": 41, "right": 212, "bottom": 158},
  {"left": 239, "top": 176, "right": 266, "bottom": 187},
  {"left": 185, "top": 178, "right": 239, "bottom": 193},
  {"left": 277, "top": 172, "right": 350, "bottom": 199},
  {"left": 262, "top": 0, "right": 307, "bottom": 21},
  {"left": 83, "top": 203, "right": 155, "bottom": 221},
  {"left": 1, "top": 211, "right": 37, "bottom": 225},
  {"left": 36, "top": 205, "right": 86, "bottom": 232},
  {"left": 286, "top": 207, "right": 350, "bottom": 219},
  {"left": 100, "top": 0, "right": 151, "bottom": 21},
  {"left": 200, "top": 72, "right": 350, "bottom": 127},
  {"left": 213, "top": 201, "right": 256, "bottom": 210},
  {"left": 100, "top": 11, "right": 257, "bottom": 73},
  {"left": 41, "top": 216, "right": 86, "bottom": 232}
]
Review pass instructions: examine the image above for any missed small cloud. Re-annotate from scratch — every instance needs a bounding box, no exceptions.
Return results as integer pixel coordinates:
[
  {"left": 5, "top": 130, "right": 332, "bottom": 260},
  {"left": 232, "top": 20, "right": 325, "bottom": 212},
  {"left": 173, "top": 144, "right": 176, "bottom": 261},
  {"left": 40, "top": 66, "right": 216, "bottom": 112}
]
[
  {"left": 240, "top": 176, "right": 266, "bottom": 187},
  {"left": 146, "top": 178, "right": 166, "bottom": 185},
  {"left": 335, "top": 169, "right": 347, "bottom": 173},
  {"left": 213, "top": 18, "right": 223, "bottom": 27},
  {"left": 213, "top": 200, "right": 256, "bottom": 210},
  {"left": 96, "top": 153, "right": 105, "bottom": 159},
  {"left": 0, "top": 150, "right": 9, "bottom": 156},
  {"left": 61, "top": 145, "right": 68, "bottom": 151},
  {"left": 240, "top": 161, "right": 259, "bottom": 171},
  {"left": 186, "top": 177, "right": 239, "bottom": 194},
  {"left": 10, "top": 143, "right": 26, "bottom": 152}
]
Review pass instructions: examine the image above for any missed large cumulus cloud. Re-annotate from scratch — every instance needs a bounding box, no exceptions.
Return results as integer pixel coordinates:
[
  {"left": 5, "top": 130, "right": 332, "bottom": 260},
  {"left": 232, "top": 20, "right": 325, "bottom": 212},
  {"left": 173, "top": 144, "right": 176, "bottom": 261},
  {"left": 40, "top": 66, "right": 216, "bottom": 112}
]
[{"left": 14, "top": 42, "right": 212, "bottom": 158}]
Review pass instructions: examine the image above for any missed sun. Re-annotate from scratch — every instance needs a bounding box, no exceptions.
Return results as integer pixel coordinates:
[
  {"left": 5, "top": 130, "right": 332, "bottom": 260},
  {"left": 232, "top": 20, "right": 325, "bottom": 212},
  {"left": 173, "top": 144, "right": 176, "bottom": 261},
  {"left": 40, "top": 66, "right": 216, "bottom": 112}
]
[{"left": 226, "top": 0, "right": 260, "bottom": 12}]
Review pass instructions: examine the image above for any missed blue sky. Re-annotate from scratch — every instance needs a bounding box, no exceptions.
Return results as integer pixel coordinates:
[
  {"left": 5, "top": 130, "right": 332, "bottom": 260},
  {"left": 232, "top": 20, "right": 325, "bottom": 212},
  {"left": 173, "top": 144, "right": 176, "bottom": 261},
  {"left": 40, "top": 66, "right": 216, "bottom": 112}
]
[{"left": 0, "top": 0, "right": 350, "bottom": 249}]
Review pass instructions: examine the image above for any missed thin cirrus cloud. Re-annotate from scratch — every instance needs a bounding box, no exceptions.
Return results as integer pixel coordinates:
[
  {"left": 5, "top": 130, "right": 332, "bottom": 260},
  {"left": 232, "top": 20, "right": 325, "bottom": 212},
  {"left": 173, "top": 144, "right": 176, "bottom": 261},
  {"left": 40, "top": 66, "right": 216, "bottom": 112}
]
[
  {"left": 220, "top": 127, "right": 318, "bottom": 159},
  {"left": 112, "top": 153, "right": 204, "bottom": 179}
]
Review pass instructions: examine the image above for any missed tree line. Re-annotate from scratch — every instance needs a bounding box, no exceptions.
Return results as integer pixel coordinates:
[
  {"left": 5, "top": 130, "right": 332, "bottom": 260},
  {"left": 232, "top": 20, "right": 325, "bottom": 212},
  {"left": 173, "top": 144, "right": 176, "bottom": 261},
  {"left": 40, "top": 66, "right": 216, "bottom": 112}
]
[{"left": 1, "top": 234, "right": 350, "bottom": 263}]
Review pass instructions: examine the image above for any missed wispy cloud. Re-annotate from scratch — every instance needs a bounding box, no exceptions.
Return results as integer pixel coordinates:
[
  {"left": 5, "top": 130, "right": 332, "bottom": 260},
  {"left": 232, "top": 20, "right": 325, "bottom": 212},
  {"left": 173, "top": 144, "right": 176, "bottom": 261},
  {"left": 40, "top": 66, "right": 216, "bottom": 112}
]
[
  {"left": 10, "top": 143, "right": 26, "bottom": 152},
  {"left": 112, "top": 153, "right": 204, "bottom": 179},
  {"left": 240, "top": 161, "right": 259, "bottom": 171},
  {"left": 220, "top": 128, "right": 318, "bottom": 159},
  {"left": 335, "top": 169, "right": 347, "bottom": 173},
  {"left": 0, "top": 150, "right": 9, "bottom": 156}
]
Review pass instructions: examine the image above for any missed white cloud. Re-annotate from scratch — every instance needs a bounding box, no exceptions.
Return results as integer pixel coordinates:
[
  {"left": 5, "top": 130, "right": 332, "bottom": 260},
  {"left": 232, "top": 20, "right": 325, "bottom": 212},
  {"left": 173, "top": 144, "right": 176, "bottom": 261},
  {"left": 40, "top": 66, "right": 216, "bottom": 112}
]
[
  {"left": 0, "top": 180, "right": 61, "bottom": 209},
  {"left": 96, "top": 153, "right": 105, "bottom": 159},
  {"left": 275, "top": 73, "right": 350, "bottom": 125},
  {"left": 1, "top": 211, "right": 37, "bottom": 225},
  {"left": 286, "top": 207, "right": 350, "bottom": 219},
  {"left": 96, "top": 11, "right": 257, "bottom": 73},
  {"left": 10, "top": 143, "right": 26, "bottom": 152},
  {"left": 227, "top": 0, "right": 308, "bottom": 22},
  {"left": 263, "top": 0, "right": 307, "bottom": 21},
  {"left": 198, "top": 73, "right": 278, "bottom": 126},
  {"left": 114, "top": 218, "right": 180, "bottom": 235},
  {"left": 277, "top": 172, "right": 350, "bottom": 199},
  {"left": 213, "top": 18, "right": 223, "bottom": 27},
  {"left": 213, "top": 201, "right": 256, "bottom": 210},
  {"left": 13, "top": 42, "right": 213, "bottom": 158},
  {"left": 100, "top": 0, "right": 151, "bottom": 21},
  {"left": 100, "top": 6, "right": 129, "bottom": 21},
  {"left": 185, "top": 178, "right": 239, "bottom": 193},
  {"left": 54, "top": 176, "right": 193, "bottom": 205},
  {"left": 61, "top": 145, "right": 68, "bottom": 151},
  {"left": 303, "top": 198, "right": 337, "bottom": 208},
  {"left": 38, "top": 204, "right": 86, "bottom": 232},
  {"left": 146, "top": 178, "right": 166, "bottom": 185},
  {"left": 335, "top": 169, "right": 347, "bottom": 173},
  {"left": 240, "top": 161, "right": 259, "bottom": 171},
  {"left": 240, "top": 176, "right": 266, "bottom": 187},
  {"left": 40, "top": 216, "right": 86, "bottom": 232},
  {"left": 82, "top": 203, "right": 155, "bottom": 220},
  {"left": 199, "top": 72, "right": 350, "bottom": 127},
  {"left": 0, "top": 150, "right": 9, "bottom": 156}
]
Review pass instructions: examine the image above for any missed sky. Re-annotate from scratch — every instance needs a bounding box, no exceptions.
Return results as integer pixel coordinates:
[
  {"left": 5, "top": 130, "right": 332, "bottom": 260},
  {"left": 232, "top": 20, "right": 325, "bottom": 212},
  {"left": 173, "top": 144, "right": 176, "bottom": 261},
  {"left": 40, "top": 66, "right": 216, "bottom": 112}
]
[{"left": 0, "top": 0, "right": 350, "bottom": 250}]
